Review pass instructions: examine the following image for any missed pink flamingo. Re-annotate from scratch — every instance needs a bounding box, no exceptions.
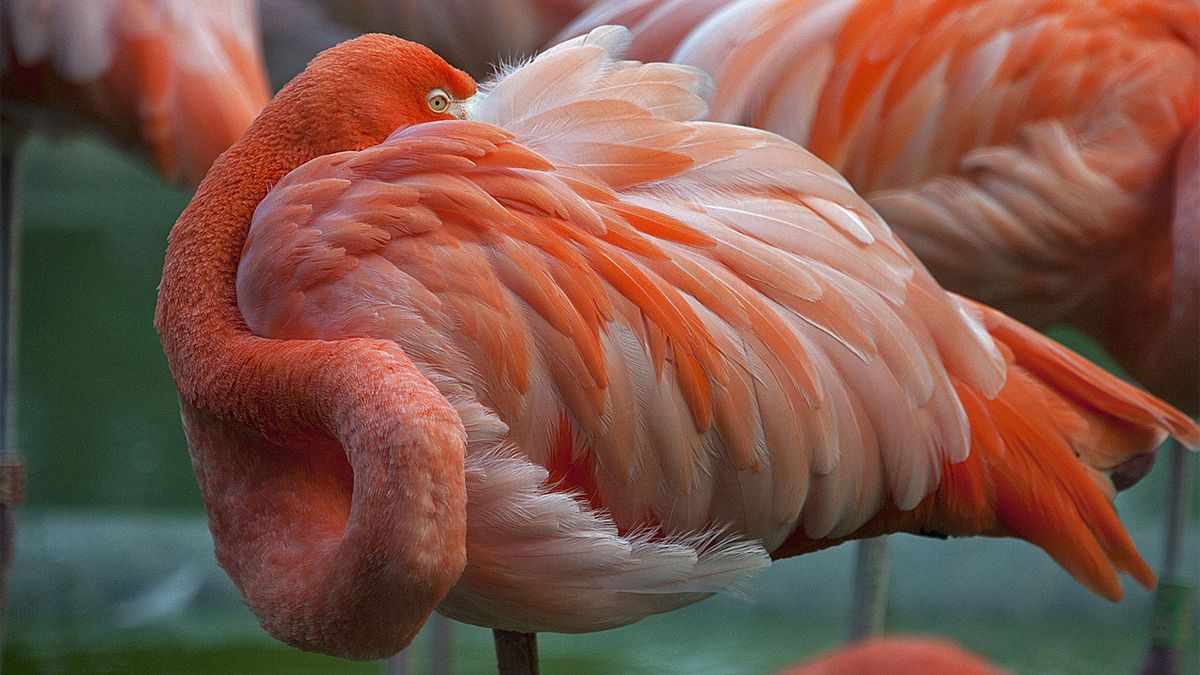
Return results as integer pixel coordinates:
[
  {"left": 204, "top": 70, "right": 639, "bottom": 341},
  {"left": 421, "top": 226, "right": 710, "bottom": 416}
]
[
  {"left": 3, "top": 0, "right": 271, "bottom": 185},
  {"left": 778, "top": 635, "right": 1005, "bottom": 675},
  {"left": 155, "top": 28, "right": 1197, "bottom": 666}
]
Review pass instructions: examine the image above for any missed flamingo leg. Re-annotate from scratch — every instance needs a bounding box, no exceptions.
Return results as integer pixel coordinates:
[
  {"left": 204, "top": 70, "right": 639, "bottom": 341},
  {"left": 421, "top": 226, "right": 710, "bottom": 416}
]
[
  {"left": 386, "top": 646, "right": 412, "bottom": 675},
  {"left": 847, "top": 536, "right": 890, "bottom": 641},
  {"left": 0, "top": 132, "right": 26, "bottom": 658},
  {"left": 1140, "top": 438, "right": 1198, "bottom": 675},
  {"left": 493, "top": 629, "right": 539, "bottom": 675},
  {"left": 430, "top": 613, "right": 454, "bottom": 675},
  {"left": 384, "top": 614, "right": 453, "bottom": 674}
]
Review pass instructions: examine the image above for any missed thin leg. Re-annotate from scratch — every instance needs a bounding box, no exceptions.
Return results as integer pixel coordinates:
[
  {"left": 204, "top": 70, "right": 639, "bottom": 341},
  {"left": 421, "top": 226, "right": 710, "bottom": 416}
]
[
  {"left": 386, "top": 647, "right": 412, "bottom": 675},
  {"left": 0, "top": 133, "right": 26, "bottom": 661},
  {"left": 847, "top": 536, "right": 890, "bottom": 641},
  {"left": 1140, "top": 439, "right": 1196, "bottom": 675},
  {"left": 383, "top": 615, "right": 453, "bottom": 675},
  {"left": 493, "top": 629, "right": 538, "bottom": 675},
  {"left": 430, "top": 613, "right": 453, "bottom": 675}
]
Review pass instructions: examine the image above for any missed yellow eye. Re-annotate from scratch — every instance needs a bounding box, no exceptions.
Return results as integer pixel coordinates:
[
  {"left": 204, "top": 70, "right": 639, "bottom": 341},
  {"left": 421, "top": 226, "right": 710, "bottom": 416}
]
[{"left": 427, "top": 89, "right": 450, "bottom": 113}]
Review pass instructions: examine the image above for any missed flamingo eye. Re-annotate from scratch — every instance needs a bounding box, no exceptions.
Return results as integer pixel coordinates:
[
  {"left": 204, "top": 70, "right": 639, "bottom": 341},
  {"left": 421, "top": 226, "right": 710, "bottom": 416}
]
[{"left": 427, "top": 89, "right": 451, "bottom": 113}]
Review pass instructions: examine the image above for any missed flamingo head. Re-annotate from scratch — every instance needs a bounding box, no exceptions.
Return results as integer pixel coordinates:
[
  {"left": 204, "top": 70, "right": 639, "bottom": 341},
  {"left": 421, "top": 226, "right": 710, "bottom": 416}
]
[{"left": 261, "top": 33, "right": 478, "bottom": 156}]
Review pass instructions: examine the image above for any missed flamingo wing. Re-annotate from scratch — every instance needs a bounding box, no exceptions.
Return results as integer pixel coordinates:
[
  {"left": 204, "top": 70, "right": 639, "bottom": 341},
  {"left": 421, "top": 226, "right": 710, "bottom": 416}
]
[
  {"left": 240, "top": 25, "right": 1001, "bottom": 554},
  {"left": 2, "top": 0, "right": 271, "bottom": 185},
  {"left": 551, "top": 0, "right": 729, "bottom": 63}
]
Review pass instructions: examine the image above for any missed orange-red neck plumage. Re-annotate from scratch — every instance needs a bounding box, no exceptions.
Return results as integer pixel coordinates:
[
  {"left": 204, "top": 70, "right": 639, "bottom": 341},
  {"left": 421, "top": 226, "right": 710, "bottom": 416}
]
[{"left": 155, "top": 35, "right": 475, "bottom": 660}]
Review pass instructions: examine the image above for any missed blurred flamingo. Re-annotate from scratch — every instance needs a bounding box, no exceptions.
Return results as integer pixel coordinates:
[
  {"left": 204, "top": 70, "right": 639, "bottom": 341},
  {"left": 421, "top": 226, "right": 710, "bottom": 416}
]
[
  {"left": 557, "top": 0, "right": 1200, "bottom": 657},
  {"left": 0, "top": 0, "right": 270, "bottom": 633},
  {"left": 778, "top": 635, "right": 1005, "bottom": 675},
  {"left": 3, "top": 0, "right": 271, "bottom": 185},
  {"left": 154, "top": 28, "right": 1198, "bottom": 666}
]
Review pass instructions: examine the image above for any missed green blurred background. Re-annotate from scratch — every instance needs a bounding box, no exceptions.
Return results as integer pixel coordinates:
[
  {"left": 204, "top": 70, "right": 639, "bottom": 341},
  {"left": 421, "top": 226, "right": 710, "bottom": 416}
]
[{"left": 3, "top": 133, "right": 1198, "bottom": 674}]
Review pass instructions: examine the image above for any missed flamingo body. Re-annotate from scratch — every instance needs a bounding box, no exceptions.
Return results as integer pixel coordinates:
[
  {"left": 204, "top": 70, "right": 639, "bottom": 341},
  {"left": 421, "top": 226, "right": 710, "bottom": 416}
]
[
  {"left": 157, "top": 30, "right": 1199, "bottom": 659},
  {"left": 1, "top": 0, "right": 271, "bottom": 185},
  {"left": 558, "top": 0, "right": 1200, "bottom": 410}
]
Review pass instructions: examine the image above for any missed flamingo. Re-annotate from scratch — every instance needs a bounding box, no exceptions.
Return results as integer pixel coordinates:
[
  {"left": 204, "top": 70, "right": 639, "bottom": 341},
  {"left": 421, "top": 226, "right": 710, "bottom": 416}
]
[
  {"left": 778, "top": 635, "right": 1004, "bottom": 675},
  {"left": 556, "top": 0, "right": 1200, "bottom": 655},
  {"left": 0, "top": 0, "right": 270, "bottom": 642},
  {"left": 154, "top": 27, "right": 1199, "bottom": 665},
  {"left": 2, "top": 0, "right": 271, "bottom": 186}
]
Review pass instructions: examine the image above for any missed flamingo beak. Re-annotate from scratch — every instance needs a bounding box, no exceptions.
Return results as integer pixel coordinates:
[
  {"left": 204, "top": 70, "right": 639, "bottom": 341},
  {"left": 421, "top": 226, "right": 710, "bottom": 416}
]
[{"left": 449, "top": 95, "right": 477, "bottom": 120}]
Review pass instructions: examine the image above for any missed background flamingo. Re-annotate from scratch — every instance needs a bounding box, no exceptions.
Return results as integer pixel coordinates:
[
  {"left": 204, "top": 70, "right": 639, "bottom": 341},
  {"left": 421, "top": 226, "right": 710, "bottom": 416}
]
[
  {"left": 2, "top": 0, "right": 270, "bottom": 186},
  {"left": 557, "top": 0, "right": 1199, "bottom": 660},
  {"left": 0, "top": 0, "right": 270, "bottom": 648},
  {"left": 778, "top": 635, "right": 1006, "bottom": 675},
  {"left": 154, "top": 28, "right": 1199, "bottom": 669}
]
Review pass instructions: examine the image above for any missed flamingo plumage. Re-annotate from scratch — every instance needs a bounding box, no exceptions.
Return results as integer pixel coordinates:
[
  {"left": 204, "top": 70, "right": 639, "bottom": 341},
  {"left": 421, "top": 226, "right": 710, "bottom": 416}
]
[{"left": 155, "top": 29, "right": 1199, "bottom": 660}]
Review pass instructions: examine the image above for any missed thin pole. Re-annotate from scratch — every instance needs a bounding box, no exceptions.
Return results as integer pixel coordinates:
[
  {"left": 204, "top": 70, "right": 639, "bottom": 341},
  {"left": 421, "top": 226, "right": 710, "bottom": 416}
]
[
  {"left": 493, "top": 629, "right": 539, "bottom": 675},
  {"left": 1140, "top": 439, "right": 1197, "bottom": 675},
  {"left": 0, "top": 133, "right": 26, "bottom": 662},
  {"left": 847, "top": 536, "right": 890, "bottom": 641}
]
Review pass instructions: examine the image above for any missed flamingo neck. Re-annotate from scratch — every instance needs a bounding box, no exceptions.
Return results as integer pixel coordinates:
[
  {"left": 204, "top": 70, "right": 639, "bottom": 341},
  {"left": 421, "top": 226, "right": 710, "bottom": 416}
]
[
  {"left": 155, "top": 76, "right": 468, "bottom": 659},
  {"left": 155, "top": 92, "right": 343, "bottom": 419}
]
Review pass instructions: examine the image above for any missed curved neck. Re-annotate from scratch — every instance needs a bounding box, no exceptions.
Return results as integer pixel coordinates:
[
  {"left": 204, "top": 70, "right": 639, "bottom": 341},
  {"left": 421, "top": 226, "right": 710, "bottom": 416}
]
[
  {"left": 155, "top": 78, "right": 468, "bottom": 659},
  {"left": 155, "top": 92, "right": 329, "bottom": 424}
]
